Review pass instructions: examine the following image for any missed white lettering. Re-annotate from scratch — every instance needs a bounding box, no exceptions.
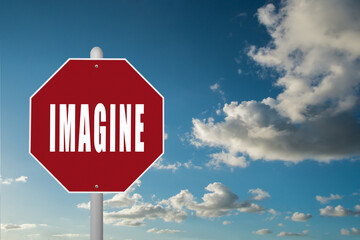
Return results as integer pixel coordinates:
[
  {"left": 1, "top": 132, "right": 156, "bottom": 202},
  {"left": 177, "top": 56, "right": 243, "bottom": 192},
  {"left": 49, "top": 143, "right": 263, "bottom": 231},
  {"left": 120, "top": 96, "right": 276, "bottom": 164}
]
[
  {"left": 94, "top": 103, "right": 106, "bottom": 153},
  {"left": 110, "top": 104, "right": 116, "bottom": 152},
  {"left": 59, "top": 104, "right": 75, "bottom": 152},
  {"left": 78, "top": 104, "right": 91, "bottom": 152},
  {"left": 50, "top": 103, "right": 146, "bottom": 152},
  {"left": 135, "top": 104, "right": 144, "bottom": 152},
  {"left": 120, "top": 104, "right": 131, "bottom": 152},
  {"left": 50, "top": 104, "right": 55, "bottom": 152}
]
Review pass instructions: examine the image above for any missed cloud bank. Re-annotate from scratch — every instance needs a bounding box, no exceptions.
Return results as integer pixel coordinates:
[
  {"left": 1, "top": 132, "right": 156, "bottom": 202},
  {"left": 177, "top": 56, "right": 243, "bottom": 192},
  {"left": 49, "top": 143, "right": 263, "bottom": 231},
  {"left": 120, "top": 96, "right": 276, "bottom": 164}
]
[
  {"left": 77, "top": 181, "right": 269, "bottom": 227},
  {"left": 192, "top": 0, "right": 360, "bottom": 167},
  {"left": 320, "top": 205, "right": 360, "bottom": 217}
]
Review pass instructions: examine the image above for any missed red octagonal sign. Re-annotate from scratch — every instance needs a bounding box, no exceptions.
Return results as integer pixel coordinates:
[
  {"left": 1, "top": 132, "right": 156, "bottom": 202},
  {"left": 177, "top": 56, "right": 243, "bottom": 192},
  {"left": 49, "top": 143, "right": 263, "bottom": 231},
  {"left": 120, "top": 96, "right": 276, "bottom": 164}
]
[{"left": 30, "top": 59, "right": 164, "bottom": 192}]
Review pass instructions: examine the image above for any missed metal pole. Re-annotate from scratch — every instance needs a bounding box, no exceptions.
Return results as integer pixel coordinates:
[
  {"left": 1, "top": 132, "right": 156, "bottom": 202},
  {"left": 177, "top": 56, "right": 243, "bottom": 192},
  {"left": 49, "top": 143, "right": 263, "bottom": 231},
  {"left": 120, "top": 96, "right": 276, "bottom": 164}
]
[
  {"left": 90, "top": 46, "right": 103, "bottom": 240},
  {"left": 91, "top": 193, "right": 103, "bottom": 240}
]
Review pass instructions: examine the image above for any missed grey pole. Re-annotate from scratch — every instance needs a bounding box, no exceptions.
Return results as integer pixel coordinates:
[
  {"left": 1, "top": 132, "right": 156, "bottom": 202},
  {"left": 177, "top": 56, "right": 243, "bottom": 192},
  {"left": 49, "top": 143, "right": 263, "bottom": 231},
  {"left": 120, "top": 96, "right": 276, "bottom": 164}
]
[{"left": 90, "top": 46, "right": 103, "bottom": 240}]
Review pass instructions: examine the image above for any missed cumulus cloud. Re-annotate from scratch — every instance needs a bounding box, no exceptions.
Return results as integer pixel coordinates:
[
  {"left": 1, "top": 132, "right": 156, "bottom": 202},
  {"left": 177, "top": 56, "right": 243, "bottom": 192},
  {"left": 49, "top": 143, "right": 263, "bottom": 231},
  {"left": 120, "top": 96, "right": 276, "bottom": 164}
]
[
  {"left": 188, "top": 182, "right": 265, "bottom": 217},
  {"left": 104, "top": 203, "right": 187, "bottom": 226},
  {"left": 320, "top": 205, "right": 360, "bottom": 217},
  {"left": 162, "top": 182, "right": 265, "bottom": 218},
  {"left": 291, "top": 212, "right": 312, "bottom": 222},
  {"left": 316, "top": 194, "right": 342, "bottom": 204},
  {"left": 278, "top": 230, "right": 309, "bottom": 237},
  {"left": 104, "top": 180, "right": 142, "bottom": 208},
  {"left": 76, "top": 180, "right": 187, "bottom": 227},
  {"left": 253, "top": 229, "right": 272, "bottom": 235},
  {"left": 191, "top": 0, "right": 360, "bottom": 167},
  {"left": 78, "top": 182, "right": 267, "bottom": 227},
  {"left": 341, "top": 227, "right": 360, "bottom": 235},
  {"left": 1, "top": 223, "right": 36, "bottom": 231},
  {"left": 249, "top": 188, "right": 270, "bottom": 201},
  {"left": 147, "top": 228, "right": 181, "bottom": 234}
]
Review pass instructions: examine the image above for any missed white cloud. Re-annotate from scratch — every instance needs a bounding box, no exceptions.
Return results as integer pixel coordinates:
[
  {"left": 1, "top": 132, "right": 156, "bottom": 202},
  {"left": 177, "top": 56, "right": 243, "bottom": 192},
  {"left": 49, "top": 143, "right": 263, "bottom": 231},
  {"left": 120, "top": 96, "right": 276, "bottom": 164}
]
[
  {"left": 278, "top": 230, "right": 309, "bottom": 237},
  {"left": 78, "top": 180, "right": 187, "bottom": 227},
  {"left": 256, "top": 3, "right": 278, "bottom": 27},
  {"left": 316, "top": 194, "right": 342, "bottom": 204},
  {"left": 0, "top": 178, "right": 13, "bottom": 185},
  {"left": 267, "top": 208, "right": 280, "bottom": 220},
  {"left": 1, "top": 223, "right": 36, "bottom": 231},
  {"left": 249, "top": 188, "right": 270, "bottom": 201},
  {"left": 238, "top": 202, "right": 266, "bottom": 214},
  {"left": 191, "top": 0, "right": 360, "bottom": 167},
  {"left": 237, "top": 68, "right": 242, "bottom": 75},
  {"left": 291, "top": 212, "right": 312, "bottom": 222},
  {"left": 182, "top": 182, "right": 265, "bottom": 218},
  {"left": 164, "top": 132, "right": 168, "bottom": 140},
  {"left": 210, "top": 83, "right": 225, "bottom": 101},
  {"left": 222, "top": 221, "right": 232, "bottom": 225},
  {"left": 183, "top": 160, "right": 203, "bottom": 170},
  {"left": 76, "top": 202, "right": 90, "bottom": 210},
  {"left": 0, "top": 176, "right": 28, "bottom": 185},
  {"left": 320, "top": 205, "right": 360, "bottom": 217},
  {"left": 52, "top": 234, "right": 89, "bottom": 238},
  {"left": 15, "top": 176, "right": 28, "bottom": 182},
  {"left": 78, "top": 182, "right": 268, "bottom": 227},
  {"left": 253, "top": 229, "right": 272, "bottom": 235},
  {"left": 152, "top": 158, "right": 182, "bottom": 171},
  {"left": 210, "top": 83, "right": 220, "bottom": 91},
  {"left": 341, "top": 227, "right": 360, "bottom": 235},
  {"left": 104, "top": 180, "right": 142, "bottom": 208},
  {"left": 152, "top": 158, "right": 202, "bottom": 171},
  {"left": 278, "top": 223, "right": 284, "bottom": 227},
  {"left": 163, "top": 189, "right": 195, "bottom": 210},
  {"left": 208, "top": 151, "right": 248, "bottom": 168},
  {"left": 147, "top": 228, "right": 181, "bottom": 234},
  {"left": 104, "top": 203, "right": 188, "bottom": 226}
]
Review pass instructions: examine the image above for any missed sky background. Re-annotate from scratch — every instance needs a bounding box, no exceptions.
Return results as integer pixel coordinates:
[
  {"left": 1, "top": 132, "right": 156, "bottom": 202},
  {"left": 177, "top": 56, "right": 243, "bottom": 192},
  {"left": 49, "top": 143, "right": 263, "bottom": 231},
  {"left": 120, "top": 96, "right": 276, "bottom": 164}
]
[{"left": 1, "top": 0, "right": 360, "bottom": 239}]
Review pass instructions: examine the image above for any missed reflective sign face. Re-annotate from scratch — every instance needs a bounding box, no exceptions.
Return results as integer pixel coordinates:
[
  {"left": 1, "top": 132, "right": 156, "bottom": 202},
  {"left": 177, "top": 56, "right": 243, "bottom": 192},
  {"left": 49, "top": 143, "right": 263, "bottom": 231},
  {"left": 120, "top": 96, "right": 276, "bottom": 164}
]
[{"left": 30, "top": 59, "right": 164, "bottom": 192}]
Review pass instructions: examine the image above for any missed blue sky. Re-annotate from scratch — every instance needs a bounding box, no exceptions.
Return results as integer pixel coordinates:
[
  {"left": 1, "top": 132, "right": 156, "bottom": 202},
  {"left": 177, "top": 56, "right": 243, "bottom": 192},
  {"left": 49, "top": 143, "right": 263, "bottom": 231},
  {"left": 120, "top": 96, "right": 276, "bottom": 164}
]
[{"left": 1, "top": 0, "right": 360, "bottom": 239}]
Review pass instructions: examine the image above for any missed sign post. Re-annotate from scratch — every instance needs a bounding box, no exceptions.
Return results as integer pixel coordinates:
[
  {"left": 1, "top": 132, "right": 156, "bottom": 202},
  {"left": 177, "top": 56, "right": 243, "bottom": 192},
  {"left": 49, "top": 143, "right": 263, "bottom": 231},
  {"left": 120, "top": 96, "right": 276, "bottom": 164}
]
[
  {"left": 29, "top": 46, "right": 164, "bottom": 239},
  {"left": 89, "top": 46, "right": 104, "bottom": 240}
]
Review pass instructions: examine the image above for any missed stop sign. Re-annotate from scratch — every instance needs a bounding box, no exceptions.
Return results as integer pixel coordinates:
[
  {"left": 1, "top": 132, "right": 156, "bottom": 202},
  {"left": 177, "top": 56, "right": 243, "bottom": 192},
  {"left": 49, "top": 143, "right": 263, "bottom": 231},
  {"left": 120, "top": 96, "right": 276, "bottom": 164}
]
[{"left": 29, "top": 59, "right": 164, "bottom": 192}]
